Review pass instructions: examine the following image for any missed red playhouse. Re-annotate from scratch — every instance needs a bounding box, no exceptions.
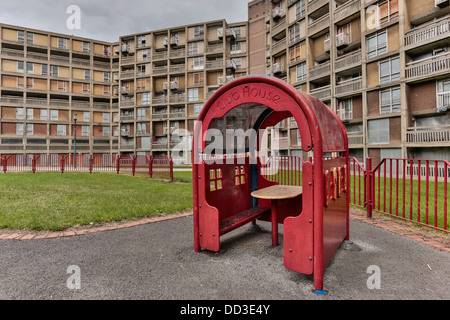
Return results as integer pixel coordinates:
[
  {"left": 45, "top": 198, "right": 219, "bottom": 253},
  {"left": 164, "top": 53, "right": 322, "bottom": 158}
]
[{"left": 192, "top": 75, "right": 350, "bottom": 294}]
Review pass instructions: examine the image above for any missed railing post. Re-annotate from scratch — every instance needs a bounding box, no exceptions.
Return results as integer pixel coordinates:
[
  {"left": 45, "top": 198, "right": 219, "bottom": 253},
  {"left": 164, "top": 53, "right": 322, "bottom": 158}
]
[
  {"left": 116, "top": 155, "right": 120, "bottom": 174},
  {"left": 366, "top": 157, "right": 373, "bottom": 219},
  {"left": 149, "top": 155, "right": 153, "bottom": 178},
  {"left": 89, "top": 155, "right": 93, "bottom": 174},
  {"left": 32, "top": 155, "right": 36, "bottom": 173},
  {"left": 170, "top": 156, "right": 174, "bottom": 182},
  {"left": 2, "top": 156, "right": 6, "bottom": 174},
  {"left": 60, "top": 155, "right": 65, "bottom": 173},
  {"left": 132, "top": 155, "right": 136, "bottom": 176}
]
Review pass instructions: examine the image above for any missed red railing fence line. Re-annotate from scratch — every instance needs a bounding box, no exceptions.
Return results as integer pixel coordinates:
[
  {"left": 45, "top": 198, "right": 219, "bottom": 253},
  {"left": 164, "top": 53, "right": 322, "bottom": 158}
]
[
  {"left": 351, "top": 157, "right": 449, "bottom": 233},
  {"left": 149, "top": 155, "right": 174, "bottom": 181}
]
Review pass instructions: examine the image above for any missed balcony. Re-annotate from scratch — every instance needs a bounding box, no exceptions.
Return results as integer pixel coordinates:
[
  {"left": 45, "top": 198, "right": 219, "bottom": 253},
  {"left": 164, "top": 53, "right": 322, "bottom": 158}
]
[
  {"left": 334, "top": 0, "right": 361, "bottom": 23},
  {"left": 217, "top": 28, "right": 236, "bottom": 39},
  {"left": 437, "top": 91, "right": 450, "bottom": 112},
  {"left": 309, "top": 62, "right": 330, "bottom": 79},
  {"left": 272, "top": 7, "right": 285, "bottom": 21},
  {"left": 404, "top": 15, "right": 450, "bottom": 48},
  {"left": 225, "top": 60, "right": 237, "bottom": 70},
  {"left": 272, "top": 17, "right": 286, "bottom": 36},
  {"left": 272, "top": 38, "right": 287, "bottom": 55},
  {"left": 169, "top": 93, "right": 185, "bottom": 103},
  {"left": 336, "top": 33, "right": 351, "bottom": 49},
  {"left": 335, "top": 49, "right": 362, "bottom": 72},
  {"left": 324, "top": 38, "right": 330, "bottom": 52},
  {"left": 308, "top": 0, "right": 329, "bottom": 14},
  {"left": 308, "top": 13, "right": 329, "bottom": 36},
  {"left": 153, "top": 51, "right": 168, "bottom": 60},
  {"left": 152, "top": 96, "right": 168, "bottom": 105},
  {"left": 309, "top": 85, "right": 331, "bottom": 100},
  {"left": 206, "top": 43, "right": 223, "bottom": 54},
  {"left": 272, "top": 137, "right": 289, "bottom": 149},
  {"left": 335, "top": 76, "right": 363, "bottom": 96},
  {"left": 169, "top": 64, "right": 185, "bottom": 74},
  {"left": 273, "top": 62, "right": 286, "bottom": 75},
  {"left": 405, "top": 52, "right": 450, "bottom": 81},
  {"left": 153, "top": 65, "right": 168, "bottom": 75},
  {"left": 406, "top": 124, "right": 450, "bottom": 145},
  {"left": 206, "top": 59, "right": 223, "bottom": 69},
  {"left": 347, "top": 131, "right": 364, "bottom": 146},
  {"left": 170, "top": 48, "right": 185, "bottom": 58}
]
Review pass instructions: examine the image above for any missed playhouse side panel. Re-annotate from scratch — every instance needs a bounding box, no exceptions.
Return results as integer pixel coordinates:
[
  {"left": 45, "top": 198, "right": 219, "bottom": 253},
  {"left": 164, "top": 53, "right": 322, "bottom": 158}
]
[{"left": 322, "top": 158, "right": 348, "bottom": 269}]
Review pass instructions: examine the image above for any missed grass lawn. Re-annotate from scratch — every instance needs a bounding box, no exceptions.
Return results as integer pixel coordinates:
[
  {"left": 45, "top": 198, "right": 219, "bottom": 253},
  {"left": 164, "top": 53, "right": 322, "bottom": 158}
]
[{"left": 0, "top": 172, "right": 193, "bottom": 231}]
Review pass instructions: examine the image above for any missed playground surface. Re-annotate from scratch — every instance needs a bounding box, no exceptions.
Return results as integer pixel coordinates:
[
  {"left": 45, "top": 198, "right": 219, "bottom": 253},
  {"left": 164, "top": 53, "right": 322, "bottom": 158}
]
[{"left": 0, "top": 209, "right": 448, "bottom": 302}]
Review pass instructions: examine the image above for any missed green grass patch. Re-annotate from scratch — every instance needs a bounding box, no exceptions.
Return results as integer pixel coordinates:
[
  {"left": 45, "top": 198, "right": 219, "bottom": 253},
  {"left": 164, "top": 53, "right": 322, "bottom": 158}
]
[{"left": 0, "top": 172, "right": 193, "bottom": 231}]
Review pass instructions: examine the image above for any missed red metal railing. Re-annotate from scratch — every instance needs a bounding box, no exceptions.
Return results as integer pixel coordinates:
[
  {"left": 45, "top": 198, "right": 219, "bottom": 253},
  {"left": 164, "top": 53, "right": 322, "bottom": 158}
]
[
  {"left": 150, "top": 155, "right": 174, "bottom": 181},
  {"left": 349, "top": 157, "right": 449, "bottom": 233},
  {"left": 261, "top": 155, "right": 304, "bottom": 186}
]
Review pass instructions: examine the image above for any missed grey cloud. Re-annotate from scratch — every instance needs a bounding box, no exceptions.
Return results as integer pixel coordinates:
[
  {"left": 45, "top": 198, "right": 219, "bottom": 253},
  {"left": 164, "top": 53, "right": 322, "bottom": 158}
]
[{"left": 0, "top": 0, "right": 249, "bottom": 42}]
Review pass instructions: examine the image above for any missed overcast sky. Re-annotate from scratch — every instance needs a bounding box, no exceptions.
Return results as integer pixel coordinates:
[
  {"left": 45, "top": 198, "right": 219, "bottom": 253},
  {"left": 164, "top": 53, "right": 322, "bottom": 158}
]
[{"left": 0, "top": 0, "right": 250, "bottom": 42}]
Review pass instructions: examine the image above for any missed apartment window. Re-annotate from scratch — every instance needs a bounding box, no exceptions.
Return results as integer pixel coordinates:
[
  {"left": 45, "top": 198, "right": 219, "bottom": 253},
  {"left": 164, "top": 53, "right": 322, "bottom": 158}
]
[
  {"left": 295, "top": 0, "right": 306, "bottom": 20},
  {"left": 17, "top": 61, "right": 24, "bottom": 73},
  {"left": 137, "top": 79, "right": 146, "bottom": 90},
  {"left": 194, "top": 104, "right": 204, "bottom": 117},
  {"left": 50, "top": 109, "right": 59, "bottom": 121},
  {"left": 136, "top": 123, "right": 146, "bottom": 135},
  {"left": 232, "top": 58, "right": 243, "bottom": 70},
  {"left": 188, "top": 88, "right": 199, "bottom": 102},
  {"left": 82, "top": 41, "right": 90, "bottom": 53},
  {"left": 16, "top": 123, "right": 24, "bottom": 135},
  {"left": 26, "top": 108, "right": 34, "bottom": 120},
  {"left": 82, "top": 83, "right": 90, "bottom": 94},
  {"left": 26, "top": 78, "right": 34, "bottom": 89},
  {"left": 142, "top": 92, "right": 151, "bottom": 105},
  {"left": 296, "top": 62, "right": 306, "bottom": 82},
  {"left": 380, "top": 86, "right": 401, "bottom": 114},
  {"left": 193, "top": 57, "right": 204, "bottom": 70},
  {"left": 102, "top": 112, "right": 110, "bottom": 123},
  {"left": 379, "top": 0, "right": 399, "bottom": 25},
  {"left": 188, "top": 42, "right": 199, "bottom": 55},
  {"left": 368, "top": 118, "right": 390, "bottom": 144},
  {"left": 50, "top": 65, "right": 59, "bottom": 77},
  {"left": 103, "top": 85, "right": 111, "bottom": 96},
  {"left": 57, "top": 81, "right": 67, "bottom": 92},
  {"left": 436, "top": 78, "right": 450, "bottom": 110},
  {"left": 379, "top": 56, "right": 400, "bottom": 84},
  {"left": 137, "top": 65, "right": 146, "bottom": 76},
  {"left": 27, "top": 32, "right": 34, "bottom": 44},
  {"left": 367, "top": 30, "right": 387, "bottom": 59},
  {"left": 82, "top": 125, "right": 89, "bottom": 137},
  {"left": 232, "top": 27, "right": 242, "bottom": 38},
  {"left": 17, "top": 77, "right": 24, "bottom": 88},
  {"left": 40, "top": 109, "right": 48, "bottom": 120},
  {"left": 84, "top": 70, "right": 90, "bottom": 80},
  {"left": 57, "top": 124, "right": 66, "bottom": 136},
  {"left": 137, "top": 35, "right": 146, "bottom": 48},
  {"left": 17, "top": 30, "right": 24, "bottom": 43},
  {"left": 231, "top": 41, "right": 242, "bottom": 54},
  {"left": 137, "top": 108, "right": 146, "bottom": 120},
  {"left": 290, "top": 44, "right": 301, "bottom": 64},
  {"left": 16, "top": 108, "right": 24, "bottom": 120},
  {"left": 103, "top": 126, "right": 110, "bottom": 137},
  {"left": 142, "top": 49, "right": 151, "bottom": 61},
  {"left": 193, "top": 72, "right": 204, "bottom": 86},
  {"left": 337, "top": 99, "right": 353, "bottom": 121},
  {"left": 58, "top": 38, "right": 67, "bottom": 49},
  {"left": 337, "top": 24, "right": 352, "bottom": 43},
  {"left": 41, "top": 64, "right": 48, "bottom": 76},
  {"left": 194, "top": 26, "right": 204, "bottom": 40},
  {"left": 84, "top": 111, "right": 90, "bottom": 122},
  {"left": 289, "top": 23, "right": 301, "bottom": 44},
  {"left": 26, "top": 123, "right": 33, "bottom": 135}
]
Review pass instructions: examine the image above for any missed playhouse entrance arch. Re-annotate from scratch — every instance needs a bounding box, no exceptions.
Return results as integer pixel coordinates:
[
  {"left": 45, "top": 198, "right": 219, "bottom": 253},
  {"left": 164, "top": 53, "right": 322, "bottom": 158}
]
[{"left": 192, "top": 76, "right": 349, "bottom": 292}]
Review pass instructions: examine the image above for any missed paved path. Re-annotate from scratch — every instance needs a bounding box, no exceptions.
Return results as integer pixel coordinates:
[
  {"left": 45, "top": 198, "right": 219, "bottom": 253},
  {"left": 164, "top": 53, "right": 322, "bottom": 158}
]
[{"left": 0, "top": 210, "right": 448, "bottom": 302}]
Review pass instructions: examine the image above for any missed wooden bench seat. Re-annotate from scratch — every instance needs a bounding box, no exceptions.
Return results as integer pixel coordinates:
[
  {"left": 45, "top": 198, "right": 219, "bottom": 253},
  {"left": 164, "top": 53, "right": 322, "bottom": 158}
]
[{"left": 219, "top": 206, "right": 270, "bottom": 236}]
